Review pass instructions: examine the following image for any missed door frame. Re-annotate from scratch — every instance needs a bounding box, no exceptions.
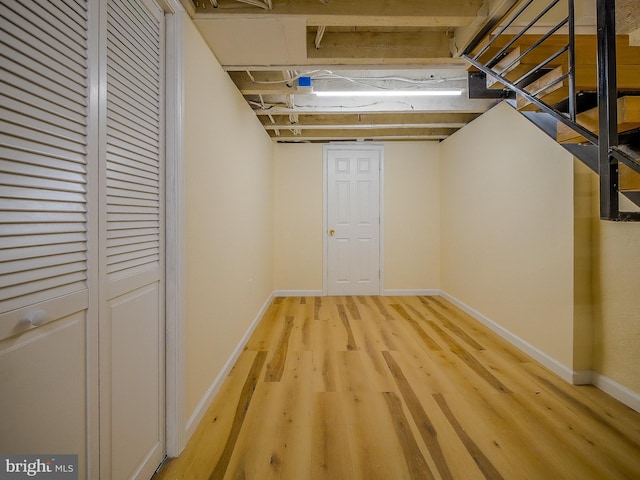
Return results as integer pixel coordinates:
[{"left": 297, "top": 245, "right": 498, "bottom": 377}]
[
  {"left": 323, "top": 143, "right": 385, "bottom": 296},
  {"left": 161, "top": 0, "right": 187, "bottom": 459},
  {"left": 98, "top": 0, "right": 176, "bottom": 476}
]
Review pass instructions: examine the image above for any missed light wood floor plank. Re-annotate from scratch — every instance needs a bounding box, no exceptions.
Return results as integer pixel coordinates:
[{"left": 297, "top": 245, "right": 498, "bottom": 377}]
[
  {"left": 310, "top": 392, "right": 354, "bottom": 479},
  {"left": 154, "top": 296, "right": 640, "bottom": 480}
]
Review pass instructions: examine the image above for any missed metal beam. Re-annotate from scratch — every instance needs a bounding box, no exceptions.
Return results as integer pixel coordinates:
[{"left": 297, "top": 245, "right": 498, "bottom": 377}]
[{"left": 597, "top": 0, "right": 620, "bottom": 220}]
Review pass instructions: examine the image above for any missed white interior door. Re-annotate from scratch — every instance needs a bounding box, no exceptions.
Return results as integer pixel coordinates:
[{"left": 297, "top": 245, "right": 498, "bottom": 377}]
[
  {"left": 100, "top": 0, "right": 165, "bottom": 478},
  {"left": 0, "top": 0, "right": 96, "bottom": 476},
  {"left": 325, "top": 145, "right": 382, "bottom": 295}
]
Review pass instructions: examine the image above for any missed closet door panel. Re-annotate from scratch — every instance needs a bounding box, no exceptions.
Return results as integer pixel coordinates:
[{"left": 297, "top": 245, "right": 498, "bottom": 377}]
[{"left": 0, "top": 0, "right": 92, "bottom": 476}]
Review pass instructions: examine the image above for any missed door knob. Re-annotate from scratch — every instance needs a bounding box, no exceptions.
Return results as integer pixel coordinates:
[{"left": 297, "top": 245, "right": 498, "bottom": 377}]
[{"left": 329, "top": 229, "right": 335, "bottom": 236}]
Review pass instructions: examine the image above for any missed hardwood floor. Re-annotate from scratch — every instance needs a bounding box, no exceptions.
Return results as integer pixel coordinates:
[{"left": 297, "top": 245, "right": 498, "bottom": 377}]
[{"left": 154, "top": 296, "right": 640, "bottom": 479}]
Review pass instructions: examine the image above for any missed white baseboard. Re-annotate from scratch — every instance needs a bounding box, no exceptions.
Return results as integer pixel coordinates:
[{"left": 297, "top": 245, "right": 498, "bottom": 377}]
[
  {"left": 439, "top": 291, "right": 577, "bottom": 384},
  {"left": 572, "top": 370, "right": 593, "bottom": 386},
  {"left": 592, "top": 372, "right": 640, "bottom": 413},
  {"left": 440, "top": 292, "right": 640, "bottom": 413},
  {"left": 272, "top": 289, "right": 324, "bottom": 297},
  {"left": 184, "top": 292, "right": 274, "bottom": 440},
  {"left": 272, "top": 289, "right": 441, "bottom": 297},
  {"left": 383, "top": 289, "right": 441, "bottom": 296}
]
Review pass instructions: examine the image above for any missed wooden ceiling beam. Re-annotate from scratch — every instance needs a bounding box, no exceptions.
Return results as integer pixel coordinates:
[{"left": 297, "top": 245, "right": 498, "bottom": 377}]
[
  {"left": 264, "top": 122, "right": 468, "bottom": 130},
  {"left": 260, "top": 112, "right": 481, "bottom": 126},
  {"left": 193, "top": 0, "right": 485, "bottom": 27},
  {"left": 307, "top": 31, "right": 452, "bottom": 60},
  {"left": 223, "top": 61, "right": 468, "bottom": 71},
  {"left": 230, "top": 69, "right": 469, "bottom": 95},
  {"left": 271, "top": 127, "right": 459, "bottom": 139}
]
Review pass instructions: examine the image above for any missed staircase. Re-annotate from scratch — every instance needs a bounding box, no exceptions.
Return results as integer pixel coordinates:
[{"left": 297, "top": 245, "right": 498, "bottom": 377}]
[{"left": 462, "top": 0, "right": 640, "bottom": 221}]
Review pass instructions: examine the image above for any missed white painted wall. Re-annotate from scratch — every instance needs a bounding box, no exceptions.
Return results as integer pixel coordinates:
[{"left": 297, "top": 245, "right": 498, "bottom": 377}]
[
  {"left": 384, "top": 142, "right": 441, "bottom": 292},
  {"left": 183, "top": 16, "right": 274, "bottom": 426},
  {"left": 272, "top": 142, "right": 441, "bottom": 293},
  {"left": 273, "top": 144, "right": 324, "bottom": 291},
  {"left": 592, "top": 188, "right": 640, "bottom": 393},
  {"left": 439, "top": 102, "right": 577, "bottom": 370}
]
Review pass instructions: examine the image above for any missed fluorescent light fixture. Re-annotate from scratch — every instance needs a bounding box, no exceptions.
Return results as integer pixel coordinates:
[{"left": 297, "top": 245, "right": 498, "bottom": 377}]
[{"left": 314, "top": 90, "right": 463, "bottom": 97}]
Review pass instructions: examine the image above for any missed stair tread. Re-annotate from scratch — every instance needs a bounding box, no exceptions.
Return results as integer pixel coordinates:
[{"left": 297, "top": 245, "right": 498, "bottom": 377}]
[
  {"left": 557, "top": 96, "right": 640, "bottom": 143},
  {"left": 515, "top": 65, "right": 640, "bottom": 110},
  {"left": 471, "top": 34, "right": 640, "bottom": 63}
]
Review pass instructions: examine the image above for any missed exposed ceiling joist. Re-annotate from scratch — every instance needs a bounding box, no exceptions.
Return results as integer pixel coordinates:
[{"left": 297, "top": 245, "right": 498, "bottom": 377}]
[
  {"left": 248, "top": 95, "right": 497, "bottom": 115},
  {"left": 306, "top": 29, "right": 453, "bottom": 62},
  {"left": 258, "top": 112, "right": 481, "bottom": 126},
  {"left": 229, "top": 68, "right": 470, "bottom": 96},
  {"left": 182, "top": 0, "right": 533, "bottom": 142},
  {"left": 263, "top": 123, "right": 469, "bottom": 131},
  {"left": 191, "top": 0, "right": 486, "bottom": 28}
]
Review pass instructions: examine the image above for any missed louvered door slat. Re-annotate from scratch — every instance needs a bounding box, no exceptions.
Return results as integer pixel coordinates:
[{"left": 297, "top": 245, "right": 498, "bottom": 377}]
[
  {"left": 107, "top": 105, "right": 157, "bottom": 140},
  {"left": 1, "top": 121, "right": 87, "bottom": 155},
  {"left": 2, "top": 98, "right": 86, "bottom": 137},
  {"left": 0, "top": 149, "right": 86, "bottom": 172},
  {"left": 1, "top": 13, "right": 87, "bottom": 77},
  {"left": 108, "top": 220, "right": 158, "bottom": 231},
  {"left": 1, "top": 252, "right": 87, "bottom": 280},
  {"left": 0, "top": 159, "right": 86, "bottom": 180},
  {"left": 107, "top": 178, "right": 158, "bottom": 195},
  {"left": 107, "top": 145, "right": 158, "bottom": 169},
  {"left": 106, "top": 140, "right": 158, "bottom": 164},
  {"left": 107, "top": 161, "right": 158, "bottom": 182},
  {"left": 0, "top": 232, "right": 87, "bottom": 250},
  {"left": 106, "top": 89, "right": 159, "bottom": 133},
  {"left": 0, "top": 273, "right": 87, "bottom": 314},
  {"left": 0, "top": 171, "right": 86, "bottom": 193},
  {"left": 56, "top": 0, "right": 86, "bottom": 20},
  {"left": 31, "top": 0, "right": 88, "bottom": 41},
  {"left": 106, "top": 254, "right": 158, "bottom": 275},
  {"left": 0, "top": 70, "right": 87, "bottom": 118},
  {"left": 0, "top": 0, "right": 88, "bottom": 316},
  {"left": 108, "top": 196, "right": 159, "bottom": 208},
  {"left": 2, "top": 212, "right": 86, "bottom": 224},
  {"left": 1, "top": 111, "right": 87, "bottom": 147},
  {"left": 0, "top": 83, "right": 86, "bottom": 126},
  {"left": 0, "top": 260, "right": 86, "bottom": 290},
  {"left": 2, "top": 223, "right": 86, "bottom": 237},
  {"left": 107, "top": 187, "right": 158, "bottom": 202},
  {"left": 107, "top": 119, "right": 160, "bottom": 155},
  {"left": 106, "top": 0, "right": 163, "bottom": 281},
  {"left": 108, "top": 11, "right": 159, "bottom": 74},
  {"left": 106, "top": 43, "right": 158, "bottom": 105},
  {"left": 120, "top": 0, "right": 161, "bottom": 43},
  {"left": 107, "top": 235, "right": 157, "bottom": 248},
  {"left": 1, "top": 199, "right": 86, "bottom": 214},
  {"left": 107, "top": 228, "right": 158, "bottom": 240},
  {"left": 107, "top": 74, "right": 159, "bottom": 123},
  {"left": 0, "top": 243, "right": 86, "bottom": 263},
  {"left": 5, "top": 1, "right": 87, "bottom": 59},
  {"left": 107, "top": 152, "right": 159, "bottom": 175},
  {"left": 1, "top": 48, "right": 87, "bottom": 96},
  {"left": 107, "top": 170, "right": 158, "bottom": 189}
]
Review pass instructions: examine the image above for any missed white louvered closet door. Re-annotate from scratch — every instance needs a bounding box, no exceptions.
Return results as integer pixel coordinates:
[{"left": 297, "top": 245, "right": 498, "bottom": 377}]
[
  {"left": 0, "top": 0, "right": 94, "bottom": 476},
  {"left": 100, "top": 0, "right": 165, "bottom": 478}
]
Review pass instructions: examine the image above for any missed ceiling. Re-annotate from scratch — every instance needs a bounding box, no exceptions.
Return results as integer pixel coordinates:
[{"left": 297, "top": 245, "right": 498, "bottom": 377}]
[{"left": 180, "top": 0, "right": 639, "bottom": 143}]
